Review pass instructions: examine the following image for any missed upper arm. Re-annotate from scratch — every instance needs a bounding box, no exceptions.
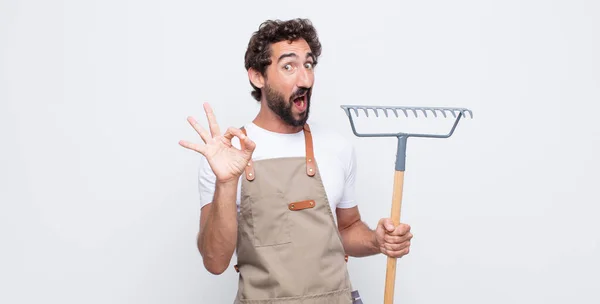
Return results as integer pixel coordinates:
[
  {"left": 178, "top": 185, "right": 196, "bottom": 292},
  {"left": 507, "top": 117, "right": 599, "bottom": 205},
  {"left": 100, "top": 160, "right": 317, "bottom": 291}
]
[
  {"left": 337, "top": 142, "right": 357, "bottom": 209},
  {"left": 336, "top": 206, "right": 361, "bottom": 231},
  {"left": 335, "top": 136, "right": 359, "bottom": 228}
]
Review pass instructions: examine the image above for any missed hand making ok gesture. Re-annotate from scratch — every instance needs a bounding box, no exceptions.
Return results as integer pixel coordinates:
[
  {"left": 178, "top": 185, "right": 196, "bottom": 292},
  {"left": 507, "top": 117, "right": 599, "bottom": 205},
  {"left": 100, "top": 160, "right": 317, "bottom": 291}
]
[{"left": 179, "top": 103, "right": 256, "bottom": 184}]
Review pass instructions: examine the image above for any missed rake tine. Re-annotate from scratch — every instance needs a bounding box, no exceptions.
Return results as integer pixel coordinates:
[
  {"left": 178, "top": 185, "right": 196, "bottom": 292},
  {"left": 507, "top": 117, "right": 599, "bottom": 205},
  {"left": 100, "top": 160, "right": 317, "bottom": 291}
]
[
  {"left": 430, "top": 108, "right": 438, "bottom": 118},
  {"left": 382, "top": 108, "right": 389, "bottom": 117},
  {"left": 342, "top": 107, "right": 350, "bottom": 117},
  {"left": 362, "top": 107, "right": 369, "bottom": 117},
  {"left": 444, "top": 110, "right": 452, "bottom": 117},
  {"left": 391, "top": 109, "right": 399, "bottom": 117},
  {"left": 352, "top": 108, "right": 359, "bottom": 117},
  {"left": 411, "top": 109, "right": 418, "bottom": 117},
  {"left": 371, "top": 107, "right": 380, "bottom": 117},
  {"left": 420, "top": 108, "right": 428, "bottom": 118},
  {"left": 401, "top": 109, "right": 408, "bottom": 117}
]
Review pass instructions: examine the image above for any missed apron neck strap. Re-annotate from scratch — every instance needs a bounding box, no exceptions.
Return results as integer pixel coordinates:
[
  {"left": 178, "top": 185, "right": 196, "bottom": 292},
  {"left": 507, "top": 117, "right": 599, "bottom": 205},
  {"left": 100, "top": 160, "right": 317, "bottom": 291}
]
[
  {"left": 240, "top": 124, "right": 316, "bottom": 181},
  {"left": 303, "top": 124, "right": 316, "bottom": 177}
]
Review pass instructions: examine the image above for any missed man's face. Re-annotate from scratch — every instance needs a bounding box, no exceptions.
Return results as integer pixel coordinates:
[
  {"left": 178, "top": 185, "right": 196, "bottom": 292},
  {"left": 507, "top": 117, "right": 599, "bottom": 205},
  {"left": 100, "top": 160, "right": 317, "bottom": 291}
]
[{"left": 262, "top": 38, "right": 316, "bottom": 127}]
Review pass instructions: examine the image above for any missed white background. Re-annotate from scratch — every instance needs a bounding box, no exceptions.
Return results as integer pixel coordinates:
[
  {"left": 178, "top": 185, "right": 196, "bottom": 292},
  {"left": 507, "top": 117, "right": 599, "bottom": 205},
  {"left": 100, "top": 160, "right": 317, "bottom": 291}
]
[{"left": 1, "top": 0, "right": 599, "bottom": 303}]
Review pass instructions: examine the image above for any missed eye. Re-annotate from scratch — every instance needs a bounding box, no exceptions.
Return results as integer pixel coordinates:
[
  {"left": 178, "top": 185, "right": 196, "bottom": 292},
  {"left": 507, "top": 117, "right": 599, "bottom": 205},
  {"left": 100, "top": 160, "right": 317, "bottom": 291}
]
[
  {"left": 283, "top": 64, "right": 293, "bottom": 71},
  {"left": 305, "top": 62, "right": 313, "bottom": 70}
]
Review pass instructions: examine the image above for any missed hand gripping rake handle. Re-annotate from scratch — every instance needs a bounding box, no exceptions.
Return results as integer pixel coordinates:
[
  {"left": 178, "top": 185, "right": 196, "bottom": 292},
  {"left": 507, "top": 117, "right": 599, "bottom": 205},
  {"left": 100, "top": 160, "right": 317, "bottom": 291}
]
[{"left": 340, "top": 105, "right": 473, "bottom": 304}]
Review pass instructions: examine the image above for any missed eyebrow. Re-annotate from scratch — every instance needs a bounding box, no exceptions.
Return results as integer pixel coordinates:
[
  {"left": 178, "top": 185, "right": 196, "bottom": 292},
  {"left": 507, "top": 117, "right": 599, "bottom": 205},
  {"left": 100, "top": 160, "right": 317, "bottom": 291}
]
[{"left": 277, "top": 52, "right": 316, "bottom": 63}]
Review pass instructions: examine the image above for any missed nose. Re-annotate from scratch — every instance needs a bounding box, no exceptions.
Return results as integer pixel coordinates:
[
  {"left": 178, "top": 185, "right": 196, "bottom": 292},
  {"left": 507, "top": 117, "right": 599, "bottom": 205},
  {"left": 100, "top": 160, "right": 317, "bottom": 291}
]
[{"left": 296, "top": 65, "right": 312, "bottom": 88}]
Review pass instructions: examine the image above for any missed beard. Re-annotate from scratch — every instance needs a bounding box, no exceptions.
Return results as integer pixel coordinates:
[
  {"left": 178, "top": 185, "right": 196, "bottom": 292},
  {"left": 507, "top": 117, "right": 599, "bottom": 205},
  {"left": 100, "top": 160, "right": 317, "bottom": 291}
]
[{"left": 264, "top": 83, "right": 311, "bottom": 127}]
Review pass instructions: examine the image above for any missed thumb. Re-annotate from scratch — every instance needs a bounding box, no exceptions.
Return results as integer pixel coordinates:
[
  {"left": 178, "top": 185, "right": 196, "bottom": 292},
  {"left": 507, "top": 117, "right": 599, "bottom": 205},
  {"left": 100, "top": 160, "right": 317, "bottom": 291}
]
[{"left": 380, "top": 218, "right": 395, "bottom": 232}]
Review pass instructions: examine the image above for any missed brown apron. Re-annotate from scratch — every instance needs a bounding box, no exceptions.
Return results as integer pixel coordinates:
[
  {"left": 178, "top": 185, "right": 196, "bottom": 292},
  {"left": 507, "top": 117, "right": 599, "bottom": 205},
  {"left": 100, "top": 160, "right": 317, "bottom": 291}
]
[{"left": 233, "top": 124, "right": 362, "bottom": 304}]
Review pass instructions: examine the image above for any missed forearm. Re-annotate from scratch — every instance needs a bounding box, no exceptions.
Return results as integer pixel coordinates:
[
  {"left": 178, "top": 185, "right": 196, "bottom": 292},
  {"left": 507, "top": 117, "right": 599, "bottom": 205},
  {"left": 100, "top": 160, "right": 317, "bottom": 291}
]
[
  {"left": 198, "top": 180, "right": 238, "bottom": 274},
  {"left": 339, "top": 220, "right": 380, "bottom": 257}
]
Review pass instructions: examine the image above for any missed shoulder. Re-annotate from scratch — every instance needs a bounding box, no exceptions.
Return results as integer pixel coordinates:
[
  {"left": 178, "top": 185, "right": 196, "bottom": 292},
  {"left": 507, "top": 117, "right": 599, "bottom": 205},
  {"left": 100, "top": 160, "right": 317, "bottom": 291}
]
[
  {"left": 308, "top": 122, "right": 355, "bottom": 169},
  {"left": 308, "top": 121, "right": 354, "bottom": 153}
]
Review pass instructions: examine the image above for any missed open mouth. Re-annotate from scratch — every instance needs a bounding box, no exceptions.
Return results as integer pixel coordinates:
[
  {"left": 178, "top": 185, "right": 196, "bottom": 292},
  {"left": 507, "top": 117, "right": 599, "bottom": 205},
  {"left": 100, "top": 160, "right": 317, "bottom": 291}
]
[{"left": 292, "top": 93, "right": 307, "bottom": 112}]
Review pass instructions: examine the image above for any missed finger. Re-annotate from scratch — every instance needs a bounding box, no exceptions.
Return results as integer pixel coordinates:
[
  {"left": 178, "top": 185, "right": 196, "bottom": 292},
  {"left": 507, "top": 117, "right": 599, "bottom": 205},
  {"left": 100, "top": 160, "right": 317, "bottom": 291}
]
[
  {"left": 224, "top": 127, "right": 256, "bottom": 154},
  {"left": 384, "top": 234, "right": 411, "bottom": 244},
  {"left": 203, "top": 103, "right": 221, "bottom": 137},
  {"left": 187, "top": 116, "right": 211, "bottom": 143},
  {"left": 388, "top": 223, "right": 411, "bottom": 236},
  {"left": 385, "top": 247, "right": 410, "bottom": 258},
  {"left": 223, "top": 127, "right": 243, "bottom": 141},
  {"left": 383, "top": 240, "right": 410, "bottom": 252},
  {"left": 241, "top": 135, "right": 256, "bottom": 154},
  {"left": 178, "top": 140, "right": 207, "bottom": 155},
  {"left": 385, "top": 234, "right": 412, "bottom": 245}
]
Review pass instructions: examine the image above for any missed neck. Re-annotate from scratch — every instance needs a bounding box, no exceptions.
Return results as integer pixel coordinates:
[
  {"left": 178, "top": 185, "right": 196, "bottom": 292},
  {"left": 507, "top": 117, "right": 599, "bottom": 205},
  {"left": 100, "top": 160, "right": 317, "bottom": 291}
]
[{"left": 252, "top": 101, "right": 303, "bottom": 134}]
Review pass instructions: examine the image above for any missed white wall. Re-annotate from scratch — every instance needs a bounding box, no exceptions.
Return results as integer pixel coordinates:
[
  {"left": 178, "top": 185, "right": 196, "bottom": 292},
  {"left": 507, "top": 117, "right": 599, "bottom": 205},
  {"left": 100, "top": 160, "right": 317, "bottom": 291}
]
[{"left": 1, "top": 0, "right": 599, "bottom": 303}]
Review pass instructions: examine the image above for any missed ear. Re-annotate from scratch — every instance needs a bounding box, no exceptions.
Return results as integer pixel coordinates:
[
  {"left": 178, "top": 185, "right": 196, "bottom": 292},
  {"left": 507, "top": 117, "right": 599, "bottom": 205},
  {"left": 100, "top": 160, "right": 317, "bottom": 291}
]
[{"left": 248, "top": 68, "right": 265, "bottom": 89}]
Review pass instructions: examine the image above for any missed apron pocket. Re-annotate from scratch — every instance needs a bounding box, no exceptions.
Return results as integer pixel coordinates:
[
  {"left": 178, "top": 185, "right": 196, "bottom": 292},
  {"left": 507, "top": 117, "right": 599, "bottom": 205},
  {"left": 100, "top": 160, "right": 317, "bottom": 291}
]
[{"left": 249, "top": 193, "right": 291, "bottom": 247}]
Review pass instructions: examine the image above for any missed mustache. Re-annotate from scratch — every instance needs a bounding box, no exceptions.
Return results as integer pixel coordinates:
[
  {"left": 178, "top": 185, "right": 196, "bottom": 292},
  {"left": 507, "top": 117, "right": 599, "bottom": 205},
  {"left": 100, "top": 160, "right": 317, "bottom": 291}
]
[{"left": 290, "top": 87, "right": 311, "bottom": 100}]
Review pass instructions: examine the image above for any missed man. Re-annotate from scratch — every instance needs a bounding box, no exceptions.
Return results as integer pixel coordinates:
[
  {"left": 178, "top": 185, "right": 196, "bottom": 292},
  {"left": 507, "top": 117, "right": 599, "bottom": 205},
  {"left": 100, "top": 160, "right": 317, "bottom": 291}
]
[{"left": 179, "top": 18, "right": 413, "bottom": 303}]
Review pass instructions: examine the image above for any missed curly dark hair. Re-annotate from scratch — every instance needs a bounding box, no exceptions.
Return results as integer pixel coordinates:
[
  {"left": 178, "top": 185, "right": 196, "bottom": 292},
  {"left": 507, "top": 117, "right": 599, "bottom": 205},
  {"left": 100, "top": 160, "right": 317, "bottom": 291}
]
[{"left": 244, "top": 18, "right": 322, "bottom": 101}]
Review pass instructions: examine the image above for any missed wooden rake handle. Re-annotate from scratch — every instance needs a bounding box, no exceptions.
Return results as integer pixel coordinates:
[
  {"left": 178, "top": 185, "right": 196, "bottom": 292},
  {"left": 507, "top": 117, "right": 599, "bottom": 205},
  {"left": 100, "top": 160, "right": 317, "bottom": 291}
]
[
  {"left": 384, "top": 170, "right": 405, "bottom": 304},
  {"left": 338, "top": 105, "right": 472, "bottom": 303}
]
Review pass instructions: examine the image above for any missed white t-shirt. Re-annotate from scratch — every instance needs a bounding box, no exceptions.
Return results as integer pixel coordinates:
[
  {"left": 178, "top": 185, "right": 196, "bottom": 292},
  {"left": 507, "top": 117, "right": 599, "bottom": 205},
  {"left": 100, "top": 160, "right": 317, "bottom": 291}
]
[{"left": 197, "top": 122, "right": 357, "bottom": 219}]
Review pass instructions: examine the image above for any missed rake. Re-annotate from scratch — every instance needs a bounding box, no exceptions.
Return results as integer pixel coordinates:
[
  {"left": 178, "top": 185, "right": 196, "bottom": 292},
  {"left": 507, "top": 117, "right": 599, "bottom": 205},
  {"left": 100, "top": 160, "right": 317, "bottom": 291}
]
[{"left": 339, "top": 105, "right": 473, "bottom": 304}]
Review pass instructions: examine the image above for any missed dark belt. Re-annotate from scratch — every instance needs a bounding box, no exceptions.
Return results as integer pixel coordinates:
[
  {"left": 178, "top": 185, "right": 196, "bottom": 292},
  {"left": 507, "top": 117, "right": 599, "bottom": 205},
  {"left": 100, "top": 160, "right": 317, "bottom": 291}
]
[{"left": 352, "top": 290, "right": 363, "bottom": 304}]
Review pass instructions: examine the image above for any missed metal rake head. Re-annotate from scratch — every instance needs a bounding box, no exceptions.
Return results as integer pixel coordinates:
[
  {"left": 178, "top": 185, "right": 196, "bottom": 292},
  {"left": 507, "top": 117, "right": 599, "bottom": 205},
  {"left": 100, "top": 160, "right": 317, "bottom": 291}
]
[
  {"left": 340, "top": 105, "right": 473, "bottom": 139},
  {"left": 340, "top": 105, "right": 474, "bottom": 171}
]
